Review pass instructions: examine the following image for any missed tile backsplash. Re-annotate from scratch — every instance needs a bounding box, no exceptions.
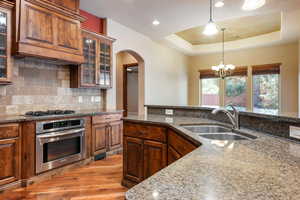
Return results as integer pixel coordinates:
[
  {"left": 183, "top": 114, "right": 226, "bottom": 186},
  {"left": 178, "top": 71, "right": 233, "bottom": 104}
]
[{"left": 0, "top": 57, "right": 103, "bottom": 115}]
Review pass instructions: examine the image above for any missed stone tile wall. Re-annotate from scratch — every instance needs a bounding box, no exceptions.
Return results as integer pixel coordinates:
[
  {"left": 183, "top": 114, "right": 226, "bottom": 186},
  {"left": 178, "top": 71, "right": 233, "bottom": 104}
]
[{"left": 0, "top": 57, "right": 103, "bottom": 115}]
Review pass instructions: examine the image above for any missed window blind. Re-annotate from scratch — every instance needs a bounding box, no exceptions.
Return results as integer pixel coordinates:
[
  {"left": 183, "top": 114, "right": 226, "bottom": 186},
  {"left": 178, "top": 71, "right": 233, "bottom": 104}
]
[{"left": 252, "top": 63, "right": 281, "bottom": 75}]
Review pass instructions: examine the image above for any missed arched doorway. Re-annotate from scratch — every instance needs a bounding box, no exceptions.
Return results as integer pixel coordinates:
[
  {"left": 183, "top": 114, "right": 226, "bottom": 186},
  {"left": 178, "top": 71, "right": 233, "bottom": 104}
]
[{"left": 116, "top": 50, "right": 145, "bottom": 116}]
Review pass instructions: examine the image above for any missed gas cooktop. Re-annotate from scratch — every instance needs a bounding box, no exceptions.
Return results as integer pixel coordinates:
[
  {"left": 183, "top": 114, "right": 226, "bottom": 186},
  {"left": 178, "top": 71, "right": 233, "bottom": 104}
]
[{"left": 25, "top": 110, "right": 76, "bottom": 117}]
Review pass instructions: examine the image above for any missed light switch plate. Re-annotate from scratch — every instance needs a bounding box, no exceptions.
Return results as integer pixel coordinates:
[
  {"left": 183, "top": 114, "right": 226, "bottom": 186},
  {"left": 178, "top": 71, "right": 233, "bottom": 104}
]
[
  {"left": 78, "top": 96, "right": 83, "bottom": 103},
  {"left": 290, "top": 126, "right": 300, "bottom": 139},
  {"left": 165, "top": 109, "right": 174, "bottom": 115}
]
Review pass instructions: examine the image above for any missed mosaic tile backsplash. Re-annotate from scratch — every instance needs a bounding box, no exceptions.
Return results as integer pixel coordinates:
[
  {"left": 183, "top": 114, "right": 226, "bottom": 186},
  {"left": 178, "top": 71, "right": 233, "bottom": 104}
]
[{"left": 0, "top": 58, "right": 103, "bottom": 115}]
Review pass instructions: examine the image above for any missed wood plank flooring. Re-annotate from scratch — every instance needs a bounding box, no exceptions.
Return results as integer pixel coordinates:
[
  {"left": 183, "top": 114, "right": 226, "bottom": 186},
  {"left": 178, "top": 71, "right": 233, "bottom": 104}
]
[{"left": 0, "top": 155, "right": 127, "bottom": 200}]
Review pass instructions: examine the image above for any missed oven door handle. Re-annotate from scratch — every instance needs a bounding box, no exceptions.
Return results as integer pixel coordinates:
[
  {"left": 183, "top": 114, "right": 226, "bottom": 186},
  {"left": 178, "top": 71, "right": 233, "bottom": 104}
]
[{"left": 37, "top": 128, "right": 85, "bottom": 139}]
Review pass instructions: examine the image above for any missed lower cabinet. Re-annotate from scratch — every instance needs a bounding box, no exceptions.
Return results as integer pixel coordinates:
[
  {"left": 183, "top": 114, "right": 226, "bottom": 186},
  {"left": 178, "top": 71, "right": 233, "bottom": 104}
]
[
  {"left": 122, "top": 122, "right": 199, "bottom": 188},
  {"left": 109, "top": 121, "right": 123, "bottom": 151},
  {"left": 0, "top": 124, "right": 21, "bottom": 187},
  {"left": 123, "top": 137, "right": 143, "bottom": 183},
  {"left": 143, "top": 140, "right": 167, "bottom": 179},
  {"left": 91, "top": 113, "right": 123, "bottom": 156},
  {"left": 168, "top": 146, "right": 181, "bottom": 165},
  {"left": 92, "top": 123, "right": 109, "bottom": 155}
]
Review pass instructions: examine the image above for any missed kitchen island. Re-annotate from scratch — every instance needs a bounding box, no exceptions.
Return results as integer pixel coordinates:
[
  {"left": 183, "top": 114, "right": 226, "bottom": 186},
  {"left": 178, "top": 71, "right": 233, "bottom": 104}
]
[{"left": 124, "top": 114, "right": 300, "bottom": 200}]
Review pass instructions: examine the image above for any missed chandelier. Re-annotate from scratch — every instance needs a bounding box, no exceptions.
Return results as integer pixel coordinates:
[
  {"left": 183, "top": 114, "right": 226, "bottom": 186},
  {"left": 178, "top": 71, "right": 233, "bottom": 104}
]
[{"left": 211, "top": 28, "right": 235, "bottom": 79}]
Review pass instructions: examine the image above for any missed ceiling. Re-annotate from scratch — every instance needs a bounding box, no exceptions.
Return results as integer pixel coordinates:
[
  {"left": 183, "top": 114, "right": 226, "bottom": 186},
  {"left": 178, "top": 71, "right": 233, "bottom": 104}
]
[
  {"left": 175, "top": 13, "right": 281, "bottom": 45},
  {"left": 81, "top": 0, "right": 300, "bottom": 40}
]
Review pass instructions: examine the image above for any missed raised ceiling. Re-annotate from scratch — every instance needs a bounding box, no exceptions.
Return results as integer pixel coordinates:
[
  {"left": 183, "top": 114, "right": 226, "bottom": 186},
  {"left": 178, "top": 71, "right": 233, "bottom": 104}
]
[
  {"left": 81, "top": 0, "right": 300, "bottom": 39},
  {"left": 176, "top": 13, "right": 281, "bottom": 45}
]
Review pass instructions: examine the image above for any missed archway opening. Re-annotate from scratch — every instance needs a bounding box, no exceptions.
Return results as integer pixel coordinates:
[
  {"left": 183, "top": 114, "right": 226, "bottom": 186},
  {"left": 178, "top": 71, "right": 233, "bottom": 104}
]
[{"left": 116, "top": 50, "right": 145, "bottom": 116}]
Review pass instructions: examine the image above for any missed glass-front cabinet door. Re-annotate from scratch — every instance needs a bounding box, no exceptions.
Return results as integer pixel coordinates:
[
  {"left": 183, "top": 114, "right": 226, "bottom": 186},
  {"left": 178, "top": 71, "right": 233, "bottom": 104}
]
[
  {"left": 0, "top": 4, "right": 12, "bottom": 84},
  {"left": 81, "top": 34, "right": 97, "bottom": 87},
  {"left": 98, "top": 39, "right": 112, "bottom": 88}
]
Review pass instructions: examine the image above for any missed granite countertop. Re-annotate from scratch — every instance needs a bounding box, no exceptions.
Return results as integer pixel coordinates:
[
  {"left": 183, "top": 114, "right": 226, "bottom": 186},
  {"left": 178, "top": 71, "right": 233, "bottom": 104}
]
[
  {"left": 124, "top": 114, "right": 300, "bottom": 200},
  {"left": 0, "top": 109, "right": 123, "bottom": 124}
]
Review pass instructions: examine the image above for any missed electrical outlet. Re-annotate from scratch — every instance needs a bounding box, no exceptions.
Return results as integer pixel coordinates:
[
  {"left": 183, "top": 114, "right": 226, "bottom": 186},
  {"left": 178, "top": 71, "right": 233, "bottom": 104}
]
[
  {"left": 165, "top": 117, "right": 174, "bottom": 123},
  {"left": 95, "top": 96, "right": 101, "bottom": 102},
  {"left": 290, "top": 126, "right": 300, "bottom": 139},
  {"left": 165, "top": 109, "right": 174, "bottom": 115},
  {"left": 91, "top": 96, "right": 95, "bottom": 102},
  {"left": 78, "top": 96, "right": 83, "bottom": 103}
]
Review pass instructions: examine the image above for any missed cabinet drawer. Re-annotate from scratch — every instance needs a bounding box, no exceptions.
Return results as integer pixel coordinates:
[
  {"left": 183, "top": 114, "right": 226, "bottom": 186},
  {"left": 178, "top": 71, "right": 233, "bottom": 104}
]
[
  {"left": 168, "top": 129, "right": 197, "bottom": 156},
  {"left": 92, "top": 114, "right": 122, "bottom": 124},
  {"left": 0, "top": 124, "right": 20, "bottom": 140},
  {"left": 124, "top": 122, "right": 167, "bottom": 142}
]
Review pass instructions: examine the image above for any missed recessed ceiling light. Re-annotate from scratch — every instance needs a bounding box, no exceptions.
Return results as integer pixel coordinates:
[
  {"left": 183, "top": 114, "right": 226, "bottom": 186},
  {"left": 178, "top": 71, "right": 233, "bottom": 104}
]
[
  {"left": 152, "top": 20, "right": 160, "bottom": 26},
  {"left": 242, "top": 0, "right": 266, "bottom": 11},
  {"left": 215, "top": 1, "right": 224, "bottom": 8}
]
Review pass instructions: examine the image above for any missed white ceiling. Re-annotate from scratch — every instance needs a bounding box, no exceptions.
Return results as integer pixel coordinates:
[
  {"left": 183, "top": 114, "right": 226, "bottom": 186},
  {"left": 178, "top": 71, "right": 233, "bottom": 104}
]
[{"left": 80, "top": 0, "right": 300, "bottom": 40}]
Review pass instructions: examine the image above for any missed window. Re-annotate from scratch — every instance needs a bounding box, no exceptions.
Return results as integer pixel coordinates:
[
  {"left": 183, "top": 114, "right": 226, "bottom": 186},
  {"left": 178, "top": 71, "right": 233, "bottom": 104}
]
[
  {"left": 252, "top": 64, "right": 280, "bottom": 115},
  {"left": 225, "top": 76, "right": 247, "bottom": 111},
  {"left": 253, "top": 74, "right": 279, "bottom": 114},
  {"left": 201, "top": 78, "right": 220, "bottom": 106}
]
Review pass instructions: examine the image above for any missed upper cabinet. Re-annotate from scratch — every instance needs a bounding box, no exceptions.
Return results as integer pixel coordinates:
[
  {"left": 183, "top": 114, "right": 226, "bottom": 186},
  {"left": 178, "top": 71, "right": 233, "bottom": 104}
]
[
  {"left": 0, "top": 1, "right": 13, "bottom": 84},
  {"left": 70, "top": 29, "right": 115, "bottom": 89},
  {"left": 12, "top": 0, "right": 84, "bottom": 64}
]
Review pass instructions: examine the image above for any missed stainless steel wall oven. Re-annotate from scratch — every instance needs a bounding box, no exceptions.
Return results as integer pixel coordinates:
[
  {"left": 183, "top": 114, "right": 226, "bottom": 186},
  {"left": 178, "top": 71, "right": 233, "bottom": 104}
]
[{"left": 36, "top": 118, "right": 85, "bottom": 174}]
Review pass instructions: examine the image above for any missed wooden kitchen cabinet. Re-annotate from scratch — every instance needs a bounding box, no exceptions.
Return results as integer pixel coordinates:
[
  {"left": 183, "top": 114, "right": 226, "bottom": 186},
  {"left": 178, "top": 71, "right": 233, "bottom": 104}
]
[
  {"left": 122, "top": 122, "right": 167, "bottom": 187},
  {"left": 70, "top": 29, "right": 115, "bottom": 88},
  {"left": 91, "top": 113, "right": 123, "bottom": 157},
  {"left": 143, "top": 140, "right": 167, "bottom": 179},
  {"left": 12, "top": 0, "right": 84, "bottom": 63},
  {"left": 122, "top": 122, "right": 200, "bottom": 188},
  {"left": 123, "top": 136, "right": 143, "bottom": 184},
  {"left": 0, "top": 1, "right": 13, "bottom": 84},
  {"left": 168, "top": 145, "right": 181, "bottom": 165},
  {"left": 92, "top": 123, "right": 109, "bottom": 155},
  {"left": 0, "top": 124, "right": 21, "bottom": 188},
  {"left": 109, "top": 120, "right": 123, "bottom": 151}
]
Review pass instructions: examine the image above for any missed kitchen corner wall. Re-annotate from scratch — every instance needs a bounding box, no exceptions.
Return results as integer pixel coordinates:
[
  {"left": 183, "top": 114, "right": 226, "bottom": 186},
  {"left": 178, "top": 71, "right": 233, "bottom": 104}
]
[{"left": 0, "top": 58, "right": 103, "bottom": 115}]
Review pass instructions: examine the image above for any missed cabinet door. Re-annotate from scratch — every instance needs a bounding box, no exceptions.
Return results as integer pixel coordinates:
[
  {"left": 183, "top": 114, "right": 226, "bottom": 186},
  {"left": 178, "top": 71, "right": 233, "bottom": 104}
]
[
  {"left": 0, "top": 5, "right": 12, "bottom": 83},
  {"left": 0, "top": 138, "right": 21, "bottom": 186},
  {"left": 123, "top": 136, "right": 143, "bottom": 183},
  {"left": 109, "top": 121, "right": 123, "bottom": 151},
  {"left": 98, "top": 39, "right": 112, "bottom": 88},
  {"left": 143, "top": 140, "right": 167, "bottom": 179},
  {"left": 19, "top": 2, "right": 55, "bottom": 48},
  {"left": 81, "top": 32, "right": 97, "bottom": 87},
  {"left": 168, "top": 146, "right": 182, "bottom": 165},
  {"left": 56, "top": 15, "right": 82, "bottom": 53},
  {"left": 92, "top": 124, "right": 108, "bottom": 155}
]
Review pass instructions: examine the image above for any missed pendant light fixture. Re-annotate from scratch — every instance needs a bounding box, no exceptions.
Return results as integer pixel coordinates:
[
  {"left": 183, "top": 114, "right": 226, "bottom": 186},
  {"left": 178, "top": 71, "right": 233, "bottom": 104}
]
[
  {"left": 203, "top": 0, "right": 218, "bottom": 36},
  {"left": 242, "top": 0, "right": 266, "bottom": 11},
  {"left": 211, "top": 28, "right": 235, "bottom": 79}
]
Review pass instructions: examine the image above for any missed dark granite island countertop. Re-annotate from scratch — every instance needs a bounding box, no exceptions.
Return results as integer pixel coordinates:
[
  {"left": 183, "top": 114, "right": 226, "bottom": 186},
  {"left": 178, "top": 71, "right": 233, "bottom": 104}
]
[{"left": 124, "top": 114, "right": 300, "bottom": 200}]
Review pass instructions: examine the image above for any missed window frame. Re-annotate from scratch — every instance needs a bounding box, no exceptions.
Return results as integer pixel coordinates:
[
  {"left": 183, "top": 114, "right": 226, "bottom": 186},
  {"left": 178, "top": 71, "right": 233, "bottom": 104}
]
[{"left": 199, "top": 64, "right": 281, "bottom": 113}]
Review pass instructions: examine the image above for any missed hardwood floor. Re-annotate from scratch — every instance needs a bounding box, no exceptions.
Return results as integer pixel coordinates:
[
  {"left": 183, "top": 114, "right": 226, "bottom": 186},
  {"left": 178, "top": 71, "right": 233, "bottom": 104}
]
[{"left": 0, "top": 155, "right": 127, "bottom": 200}]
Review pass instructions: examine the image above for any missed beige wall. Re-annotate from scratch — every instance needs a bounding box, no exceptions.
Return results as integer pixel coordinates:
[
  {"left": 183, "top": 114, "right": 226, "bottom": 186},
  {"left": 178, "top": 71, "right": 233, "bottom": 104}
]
[
  {"left": 188, "top": 42, "right": 299, "bottom": 114},
  {"left": 107, "top": 19, "right": 188, "bottom": 110}
]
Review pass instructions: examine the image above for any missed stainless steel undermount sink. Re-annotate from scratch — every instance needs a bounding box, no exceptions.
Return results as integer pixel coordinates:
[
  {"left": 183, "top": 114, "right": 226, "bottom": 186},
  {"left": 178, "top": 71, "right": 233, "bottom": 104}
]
[
  {"left": 181, "top": 125, "right": 257, "bottom": 141},
  {"left": 181, "top": 125, "right": 231, "bottom": 133}
]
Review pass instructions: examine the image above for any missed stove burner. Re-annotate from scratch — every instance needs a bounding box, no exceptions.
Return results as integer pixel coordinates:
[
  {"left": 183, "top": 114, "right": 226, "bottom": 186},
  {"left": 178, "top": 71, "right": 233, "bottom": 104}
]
[{"left": 25, "top": 110, "right": 76, "bottom": 117}]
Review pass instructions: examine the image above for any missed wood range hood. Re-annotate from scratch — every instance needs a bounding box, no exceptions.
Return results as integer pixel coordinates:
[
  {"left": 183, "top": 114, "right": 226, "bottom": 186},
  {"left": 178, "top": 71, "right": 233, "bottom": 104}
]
[{"left": 12, "top": 0, "right": 85, "bottom": 64}]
